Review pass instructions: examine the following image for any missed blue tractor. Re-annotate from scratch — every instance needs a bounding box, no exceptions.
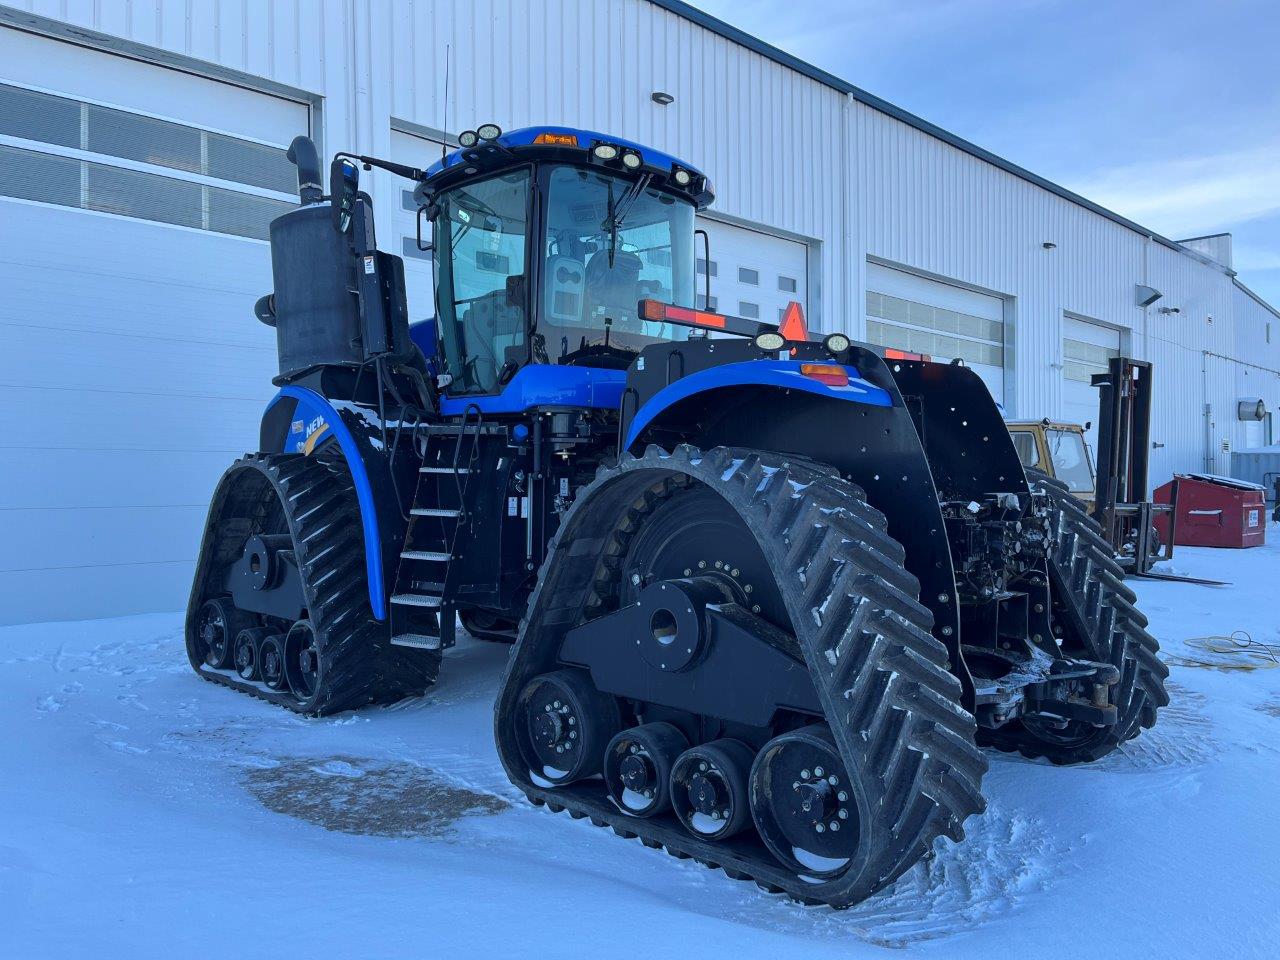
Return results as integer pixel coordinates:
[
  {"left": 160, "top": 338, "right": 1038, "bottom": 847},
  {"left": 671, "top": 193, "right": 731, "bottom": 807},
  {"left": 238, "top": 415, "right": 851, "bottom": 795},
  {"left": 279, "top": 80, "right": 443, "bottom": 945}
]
[{"left": 186, "top": 124, "right": 1167, "bottom": 907}]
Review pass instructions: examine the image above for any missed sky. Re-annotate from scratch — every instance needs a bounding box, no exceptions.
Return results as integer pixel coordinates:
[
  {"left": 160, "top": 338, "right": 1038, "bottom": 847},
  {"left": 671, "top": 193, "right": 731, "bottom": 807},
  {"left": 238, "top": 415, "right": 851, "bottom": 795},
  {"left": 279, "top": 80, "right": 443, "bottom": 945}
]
[{"left": 692, "top": 0, "right": 1280, "bottom": 305}]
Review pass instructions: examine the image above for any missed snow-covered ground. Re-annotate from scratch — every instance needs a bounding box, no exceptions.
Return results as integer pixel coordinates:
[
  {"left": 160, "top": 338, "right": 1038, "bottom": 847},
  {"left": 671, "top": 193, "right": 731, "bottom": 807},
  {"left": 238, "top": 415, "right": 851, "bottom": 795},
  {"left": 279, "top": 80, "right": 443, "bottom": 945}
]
[{"left": 2, "top": 538, "right": 1277, "bottom": 959}]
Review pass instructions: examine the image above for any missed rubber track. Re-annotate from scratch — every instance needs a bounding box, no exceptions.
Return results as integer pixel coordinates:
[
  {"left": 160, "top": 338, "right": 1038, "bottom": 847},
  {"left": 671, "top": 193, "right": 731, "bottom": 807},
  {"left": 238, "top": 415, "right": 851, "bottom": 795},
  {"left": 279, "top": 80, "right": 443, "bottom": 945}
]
[
  {"left": 186, "top": 453, "right": 438, "bottom": 716},
  {"left": 494, "top": 445, "right": 988, "bottom": 908},
  {"left": 981, "top": 467, "right": 1168, "bottom": 763}
]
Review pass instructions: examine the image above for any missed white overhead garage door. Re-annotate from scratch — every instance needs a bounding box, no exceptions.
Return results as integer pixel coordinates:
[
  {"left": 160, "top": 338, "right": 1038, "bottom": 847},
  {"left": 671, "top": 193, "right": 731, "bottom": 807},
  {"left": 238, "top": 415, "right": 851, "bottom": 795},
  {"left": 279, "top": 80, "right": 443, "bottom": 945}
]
[
  {"left": 1062, "top": 315, "right": 1122, "bottom": 455},
  {"left": 865, "top": 261, "right": 1006, "bottom": 402},
  {"left": 696, "top": 218, "right": 808, "bottom": 323},
  {"left": 0, "top": 27, "right": 309, "bottom": 624}
]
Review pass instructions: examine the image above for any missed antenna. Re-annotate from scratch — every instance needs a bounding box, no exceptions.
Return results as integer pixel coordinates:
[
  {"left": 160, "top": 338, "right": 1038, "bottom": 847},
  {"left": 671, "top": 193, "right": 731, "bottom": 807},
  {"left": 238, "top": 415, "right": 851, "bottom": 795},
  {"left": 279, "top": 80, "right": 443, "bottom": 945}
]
[{"left": 441, "top": 43, "right": 451, "bottom": 163}]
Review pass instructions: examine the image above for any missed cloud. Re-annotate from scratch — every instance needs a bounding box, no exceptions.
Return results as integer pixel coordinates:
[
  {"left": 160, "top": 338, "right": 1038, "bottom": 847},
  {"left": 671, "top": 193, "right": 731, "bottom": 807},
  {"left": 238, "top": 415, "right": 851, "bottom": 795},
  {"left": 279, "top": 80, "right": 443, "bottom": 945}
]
[{"left": 1071, "top": 143, "right": 1280, "bottom": 238}]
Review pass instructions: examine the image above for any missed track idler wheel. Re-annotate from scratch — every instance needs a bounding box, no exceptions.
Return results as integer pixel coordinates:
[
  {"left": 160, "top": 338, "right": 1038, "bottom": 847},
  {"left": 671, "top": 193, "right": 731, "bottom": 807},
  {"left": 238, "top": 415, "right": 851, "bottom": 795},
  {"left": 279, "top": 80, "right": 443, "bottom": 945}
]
[
  {"left": 259, "top": 633, "right": 288, "bottom": 691},
  {"left": 233, "top": 627, "right": 270, "bottom": 681},
  {"left": 750, "top": 725, "right": 859, "bottom": 879},
  {"left": 195, "top": 597, "right": 254, "bottom": 671},
  {"left": 604, "top": 722, "right": 689, "bottom": 817},
  {"left": 517, "top": 669, "right": 621, "bottom": 785},
  {"left": 670, "top": 739, "right": 755, "bottom": 841},
  {"left": 284, "top": 620, "right": 321, "bottom": 700}
]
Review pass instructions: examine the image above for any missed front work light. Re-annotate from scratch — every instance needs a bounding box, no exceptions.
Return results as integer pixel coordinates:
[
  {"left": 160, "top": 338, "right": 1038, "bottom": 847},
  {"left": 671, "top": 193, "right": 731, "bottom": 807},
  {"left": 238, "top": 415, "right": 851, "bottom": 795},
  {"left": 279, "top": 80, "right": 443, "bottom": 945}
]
[
  {"left": 754, "top": 331, "right": 786, "bottom": 351},
  {"left": 824, "top": 333, "right": 851, "bottom": 353},
  {"left": 458, "top": 130, "right": 479, "bottom": 147},
  {"left": 673, "top": 168, "right": 692, "bottom": 186},
  {"left": 477, "top": 123, "right": 502, "bottom": 140},
  {"left": 621, "top": 151, "right": 643, "bottom": 170},
  {"left": 592, "top": 143, "right": 620, "bottom": 160}
]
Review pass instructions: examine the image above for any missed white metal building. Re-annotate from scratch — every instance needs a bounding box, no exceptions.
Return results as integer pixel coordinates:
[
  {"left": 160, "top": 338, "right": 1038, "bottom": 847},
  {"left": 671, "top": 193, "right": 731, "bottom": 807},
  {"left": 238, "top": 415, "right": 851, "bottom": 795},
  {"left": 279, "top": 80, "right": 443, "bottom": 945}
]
[{"left": 2, "top": 0, "right": 1276, "bottom": 624}]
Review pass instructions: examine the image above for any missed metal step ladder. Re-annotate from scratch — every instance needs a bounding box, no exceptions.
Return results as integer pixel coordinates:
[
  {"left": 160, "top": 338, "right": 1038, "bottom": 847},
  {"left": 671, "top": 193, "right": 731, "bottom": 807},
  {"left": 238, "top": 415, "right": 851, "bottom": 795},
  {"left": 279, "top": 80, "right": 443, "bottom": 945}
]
[{"left": 389, "top": 410, "right": 483, "bottom": 651}]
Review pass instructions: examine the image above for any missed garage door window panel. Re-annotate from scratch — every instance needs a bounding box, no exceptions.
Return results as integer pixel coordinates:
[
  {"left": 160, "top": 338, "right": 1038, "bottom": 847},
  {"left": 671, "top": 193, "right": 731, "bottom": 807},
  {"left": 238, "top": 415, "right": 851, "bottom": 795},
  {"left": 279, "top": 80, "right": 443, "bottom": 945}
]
[
  {"left": 1063, "top": 338, "right": 1118, "bottom": 382},
  {"left": 0, "top": 144, "right": 79, "bottom": 206},
  {"left": 0, "top": 84, "right": 80, "bottom": 149},
  {"left": 85, "top": 162, "right": 203, "bottom": 228},
  {"left": 0, "top": 81, "right": 298, "bottom": 239},
  {"left": 865, "top": 289, "right": 1003, "bottom": 367}
]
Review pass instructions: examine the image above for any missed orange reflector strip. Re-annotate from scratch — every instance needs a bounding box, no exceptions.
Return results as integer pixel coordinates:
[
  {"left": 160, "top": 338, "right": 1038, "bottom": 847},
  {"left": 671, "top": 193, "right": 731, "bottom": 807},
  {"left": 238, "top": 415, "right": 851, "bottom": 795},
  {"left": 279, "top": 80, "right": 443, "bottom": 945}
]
[
  {"left": 800, "top": 363, "right": 848, "bottom": 386},
  {"left": 884, "top": 348, "right": 930, "bottom": 362},
  {"left": 534, "top": 132, "right": 578, "bottom": 146},
  {"left": 639, "top": 299, "right": 727, "bottom": 329}
]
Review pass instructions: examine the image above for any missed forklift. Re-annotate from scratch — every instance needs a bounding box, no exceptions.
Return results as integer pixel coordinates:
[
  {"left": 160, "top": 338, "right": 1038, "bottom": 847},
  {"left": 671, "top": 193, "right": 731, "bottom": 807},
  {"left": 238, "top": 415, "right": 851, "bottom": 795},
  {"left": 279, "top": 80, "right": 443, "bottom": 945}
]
[{"left": 1008, "top": 357, "right": 1212, "bottom": 584}]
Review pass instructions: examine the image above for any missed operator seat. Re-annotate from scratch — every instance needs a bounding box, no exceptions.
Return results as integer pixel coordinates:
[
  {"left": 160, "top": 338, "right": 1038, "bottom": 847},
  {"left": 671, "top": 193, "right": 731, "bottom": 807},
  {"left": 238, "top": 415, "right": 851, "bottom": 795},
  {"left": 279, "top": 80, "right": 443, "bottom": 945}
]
[
  {"left": 461, "top": 275, "right": 527, "bottom": 386},
  {"left": 584, "top": 250, "right": 650, "bottom": 328}
]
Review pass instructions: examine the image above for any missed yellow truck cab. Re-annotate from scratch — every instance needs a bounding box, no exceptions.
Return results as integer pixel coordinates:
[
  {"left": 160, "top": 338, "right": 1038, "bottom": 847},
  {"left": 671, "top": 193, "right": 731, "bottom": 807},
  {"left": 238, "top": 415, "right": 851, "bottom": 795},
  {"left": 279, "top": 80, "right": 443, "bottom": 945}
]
[{"left": 1006, "top": 419, "right": 1097, "bottom": 511}]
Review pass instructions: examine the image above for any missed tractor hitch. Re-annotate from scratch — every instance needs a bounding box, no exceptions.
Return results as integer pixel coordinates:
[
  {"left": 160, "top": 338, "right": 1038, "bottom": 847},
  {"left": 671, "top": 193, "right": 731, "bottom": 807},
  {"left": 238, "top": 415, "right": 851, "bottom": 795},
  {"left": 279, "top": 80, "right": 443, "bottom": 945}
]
[{"left": 972, "top": 644, "right": 1120, "bottom": 729}]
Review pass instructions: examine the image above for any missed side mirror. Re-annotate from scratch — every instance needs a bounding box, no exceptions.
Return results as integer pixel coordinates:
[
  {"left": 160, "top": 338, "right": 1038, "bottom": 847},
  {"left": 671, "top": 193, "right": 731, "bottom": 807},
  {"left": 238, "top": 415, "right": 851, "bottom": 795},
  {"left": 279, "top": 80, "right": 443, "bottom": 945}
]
[
  {"left": 416, "top": 202, "right": 438, "bottom": 252},
  {"left": 329, "top": 157, "right": 360, "bottom": 233}
]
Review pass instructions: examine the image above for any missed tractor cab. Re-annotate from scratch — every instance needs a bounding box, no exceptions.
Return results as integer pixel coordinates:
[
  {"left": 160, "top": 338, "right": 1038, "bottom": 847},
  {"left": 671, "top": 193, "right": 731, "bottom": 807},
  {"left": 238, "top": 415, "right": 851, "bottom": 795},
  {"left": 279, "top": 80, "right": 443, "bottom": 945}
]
[
  {"left": 1006, "top": 419, "right": 1097, "bottom": 510},
  {"left": 414, "top": 126, "right": 712, "bottom": 410}
]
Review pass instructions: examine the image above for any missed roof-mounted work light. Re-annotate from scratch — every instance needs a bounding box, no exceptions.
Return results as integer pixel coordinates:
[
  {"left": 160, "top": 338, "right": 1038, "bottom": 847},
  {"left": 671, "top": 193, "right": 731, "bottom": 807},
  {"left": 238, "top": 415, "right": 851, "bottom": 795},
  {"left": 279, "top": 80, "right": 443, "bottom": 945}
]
[
  {"left": 477, "top": 123, "right": 502, "bottom": 140},
  {"left": 458, "top": 130, "right": 479, "bottom": 147}
]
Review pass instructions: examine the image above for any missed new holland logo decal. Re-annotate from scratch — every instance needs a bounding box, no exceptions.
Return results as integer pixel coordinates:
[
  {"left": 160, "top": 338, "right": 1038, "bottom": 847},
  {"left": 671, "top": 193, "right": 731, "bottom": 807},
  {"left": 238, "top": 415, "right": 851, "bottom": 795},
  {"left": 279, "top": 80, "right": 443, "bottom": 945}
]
[{"left": 294, "top": 414, "right": 330, "bottom": 455}]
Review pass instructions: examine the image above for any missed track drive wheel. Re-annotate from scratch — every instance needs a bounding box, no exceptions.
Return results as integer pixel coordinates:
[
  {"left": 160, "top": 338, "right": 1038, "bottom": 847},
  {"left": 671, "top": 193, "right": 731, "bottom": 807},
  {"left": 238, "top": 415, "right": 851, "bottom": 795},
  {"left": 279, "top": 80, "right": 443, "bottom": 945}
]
[{"left": 984, "top": 468, "right": 1169, "bottom": 763}]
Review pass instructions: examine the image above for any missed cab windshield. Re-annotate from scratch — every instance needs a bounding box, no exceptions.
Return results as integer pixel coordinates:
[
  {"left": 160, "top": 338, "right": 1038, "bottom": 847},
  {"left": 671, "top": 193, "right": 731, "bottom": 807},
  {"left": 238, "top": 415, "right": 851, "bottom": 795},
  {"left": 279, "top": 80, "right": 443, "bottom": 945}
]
[
  {"left": 1047, "top": 428, "right": 1095, "bottom": 493},
  {"left": 538, "top": 165, "right": 695, "bottom": 367}
]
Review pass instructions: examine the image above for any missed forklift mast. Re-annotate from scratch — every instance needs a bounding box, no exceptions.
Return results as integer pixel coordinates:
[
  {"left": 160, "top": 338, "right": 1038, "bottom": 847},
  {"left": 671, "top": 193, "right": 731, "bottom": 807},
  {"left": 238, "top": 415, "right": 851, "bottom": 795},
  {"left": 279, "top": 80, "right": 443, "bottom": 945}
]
[{"left": 1090, "top": 357, "right": 1179, "bottom": 575}]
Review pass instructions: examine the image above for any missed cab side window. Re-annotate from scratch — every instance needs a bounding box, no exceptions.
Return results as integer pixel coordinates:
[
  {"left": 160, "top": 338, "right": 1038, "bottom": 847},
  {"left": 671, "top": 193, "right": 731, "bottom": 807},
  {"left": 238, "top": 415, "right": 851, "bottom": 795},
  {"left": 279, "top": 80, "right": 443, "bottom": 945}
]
[{"left": 1010, "top": 431, "right": 1040, "bottom": 468}]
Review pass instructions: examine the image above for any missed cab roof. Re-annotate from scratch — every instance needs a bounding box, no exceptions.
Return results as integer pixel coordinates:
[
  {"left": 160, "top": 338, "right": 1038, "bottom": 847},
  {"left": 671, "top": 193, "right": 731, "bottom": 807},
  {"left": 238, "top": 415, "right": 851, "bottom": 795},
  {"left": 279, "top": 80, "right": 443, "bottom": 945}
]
[
  {"left": 420, "top": 125, "right": 714, "bottom": 208},
  {"left": 1005, "top": 420, "right": 1084, "bottom": 430}
]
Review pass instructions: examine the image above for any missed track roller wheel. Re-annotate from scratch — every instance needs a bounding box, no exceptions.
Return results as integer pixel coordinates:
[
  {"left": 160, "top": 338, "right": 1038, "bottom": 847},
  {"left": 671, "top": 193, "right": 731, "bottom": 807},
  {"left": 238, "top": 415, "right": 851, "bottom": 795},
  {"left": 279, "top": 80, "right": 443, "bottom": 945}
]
[
  {"left": 750, "top": 725, "right": 859, "bottom": 879},
  {"left": 259, "top": 634, "right": 288, "bottom": 691},
  {"left": 670, "top": 739, "right": 755, "bottom": 841},
  {"left": 516, "top": 669, "right": 621, "bottom": 785},
  {"left": 604, "top": 722, "right": 688, "bottom": 817},
  {"left": 234, "top": 627, "right": 269, "bottom": 681},
  {"left": 460, "top": 609, "right": 518, "bottom": 643},
  {"left": 284, "top": 620, "right": 321, "bottom": 700},
  {"left": 195, "top": 597, "right": 254, "bottom": 671}
]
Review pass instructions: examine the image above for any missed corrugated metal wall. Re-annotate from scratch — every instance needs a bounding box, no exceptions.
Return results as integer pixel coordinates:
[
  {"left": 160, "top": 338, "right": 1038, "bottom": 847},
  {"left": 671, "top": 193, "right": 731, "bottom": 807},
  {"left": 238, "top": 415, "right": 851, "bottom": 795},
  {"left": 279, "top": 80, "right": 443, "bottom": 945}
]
[{"left": 5, "top": 0, "right": 1279, "bottom": 489}]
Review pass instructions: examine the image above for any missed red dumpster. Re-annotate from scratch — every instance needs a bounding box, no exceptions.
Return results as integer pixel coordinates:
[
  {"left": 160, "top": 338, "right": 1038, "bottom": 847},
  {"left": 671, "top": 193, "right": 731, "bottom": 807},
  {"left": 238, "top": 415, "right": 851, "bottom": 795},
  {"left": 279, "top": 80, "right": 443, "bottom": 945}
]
[{"left": 1153, "top": 474, "right": 1266, "bottom": 548}]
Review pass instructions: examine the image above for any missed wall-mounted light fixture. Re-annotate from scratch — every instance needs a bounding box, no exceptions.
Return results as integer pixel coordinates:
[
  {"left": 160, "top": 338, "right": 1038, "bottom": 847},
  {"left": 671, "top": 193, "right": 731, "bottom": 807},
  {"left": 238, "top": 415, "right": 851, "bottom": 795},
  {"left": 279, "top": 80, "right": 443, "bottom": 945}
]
[
  {"left": 651, "top": 91, "right": 675, "bottom": 105},
  {"left": 1042, "top": 241, "right": 1056, "bottom": 249},
  {"left": 1158, "top": 306, "right": 1181, "bottom": 315},
  {"left": 1135, "top": 284, "right": 1162, "bottom": 307}
]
